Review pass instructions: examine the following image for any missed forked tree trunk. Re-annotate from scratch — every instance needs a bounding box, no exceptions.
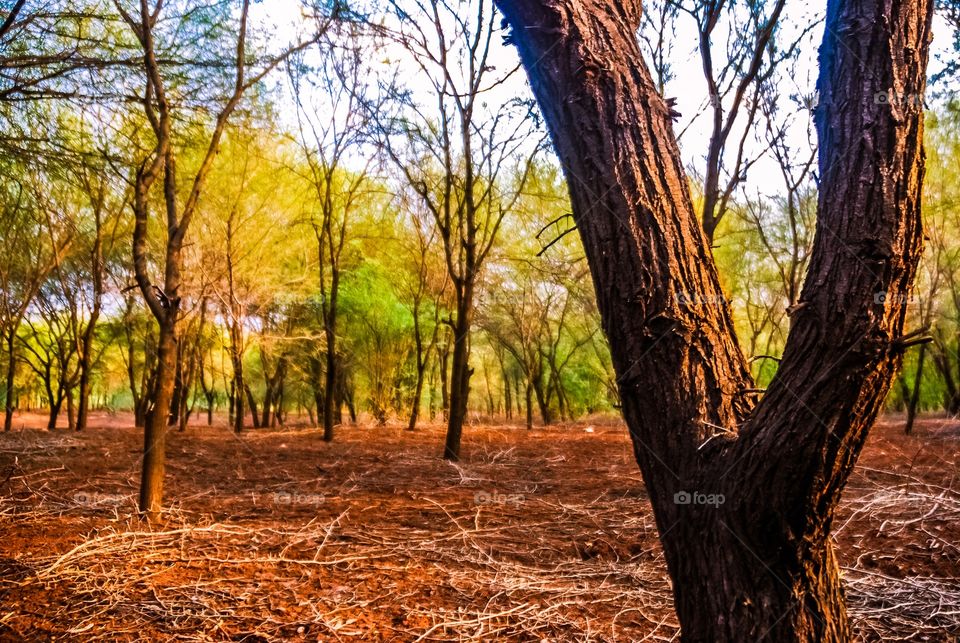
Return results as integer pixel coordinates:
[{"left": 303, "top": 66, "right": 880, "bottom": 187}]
[{"left": 497, "top": 0, "right": 932, "bottom": 639}]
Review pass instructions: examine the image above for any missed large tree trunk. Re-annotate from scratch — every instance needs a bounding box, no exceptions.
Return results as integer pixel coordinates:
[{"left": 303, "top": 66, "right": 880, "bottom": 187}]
[
  {"left": 46, "top": 393, "right": 61, "bottom": 431},
  {"left": 497, "top": 0, "right": 932, "bottom": 639}
]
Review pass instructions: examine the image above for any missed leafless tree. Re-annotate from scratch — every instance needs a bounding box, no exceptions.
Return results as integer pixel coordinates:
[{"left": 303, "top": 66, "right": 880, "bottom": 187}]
[
  {"left": 289, "top": 18, "right": 381, "bottom": 441},
  {"left": 378, "top": 0, "right": 541, "bottom": 459}
]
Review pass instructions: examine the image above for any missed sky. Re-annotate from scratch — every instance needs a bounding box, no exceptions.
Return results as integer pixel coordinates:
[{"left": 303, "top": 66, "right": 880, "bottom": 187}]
[{"left": 251, "top": 0, "right": 957, "bottom": 206}]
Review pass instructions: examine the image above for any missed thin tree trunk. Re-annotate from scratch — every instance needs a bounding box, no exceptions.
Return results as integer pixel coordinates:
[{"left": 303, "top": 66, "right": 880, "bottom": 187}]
[
  {"left": 533, "top": 373, "right": 551, "bottom": 425},
  {"left": 439, "top": 340, "right": 449, "bottom": 419},
  {"left": 931, "top": 339, "right": 960, "bottom": 413},
  {"left": 228, "top": 380, "right": 235, "bottom": 428},
  {"left": 524, "top": 379, "right": 533, "bottom": 431},
  {"left": 514, "top": 375, "right": 522, "bottom": 418},
  {"left": 140, "top": 318, "right": 177, "bottom": 522},
  {"left": 426, "top": 357, "right": 437, "bottom": 420},
  {"left": 244, "top": 383, "right": 259, "bottom": 428},
  {"left": 323, "top": 328, "right": 336, "bottom": 441},
  {"left": 178, "top": 331, "right": 200, "bottom": 432},
  {"left": 169, "top": 345, "right": 184, "bottom": 428},
  {"left": 232, "top": 363, "right": 245, "bottom": 432},
  {"left": 503, "top": 371, "right": 512, "bottom": 420},
  {"left": 76, "top": 214, "right": 103, "bottom": 433},
  {"left": 905, "top": 343, "right": 927, "bottom": 434},
  {"left": 66, "top": 389, "right": 75, "bottom": 431},
  {"left": 408, "top": 364, "right": 425, "bottom": 431},
  {"left": 407, "top": 298, "right": 430, "bottom": 431},
  {"left": 206, "top": 392, "right": 215, "bottom": 425},
  {"left": 309, "top": 354, "right": 323, "bottom": 428},
  {"left": 334, "top": 359, "right": 345, "bottom": 426},
  {"left": 4, "top": 327, "right": 15, "bottom": 432},
  {"left": 75, "top": 344, "right": 95, "bottom": 431},
  {"left": 443, "top": 298, "right": 473, "bottom": 460}
]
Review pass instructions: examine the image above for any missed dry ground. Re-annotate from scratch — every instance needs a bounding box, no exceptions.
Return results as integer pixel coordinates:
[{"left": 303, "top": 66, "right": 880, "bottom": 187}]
[{"left": 0, "top": 411, "right": 958, "bottom": 641}]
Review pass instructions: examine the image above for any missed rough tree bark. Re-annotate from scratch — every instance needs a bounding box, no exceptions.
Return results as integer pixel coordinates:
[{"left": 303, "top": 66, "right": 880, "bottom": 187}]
[{"left": 497, "top": 0, "right": 932, "bottom": 639}]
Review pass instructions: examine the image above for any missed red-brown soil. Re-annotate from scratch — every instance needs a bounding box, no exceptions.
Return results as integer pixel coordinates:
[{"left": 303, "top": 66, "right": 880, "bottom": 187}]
[{"left": 0, "top": 412, "right": 957, "bottom": 641}]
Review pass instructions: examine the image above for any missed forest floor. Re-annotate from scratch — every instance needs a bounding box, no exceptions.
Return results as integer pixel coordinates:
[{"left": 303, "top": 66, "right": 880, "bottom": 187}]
[{"left": 0, "top": 412, "right": 957, "bottom": 642}]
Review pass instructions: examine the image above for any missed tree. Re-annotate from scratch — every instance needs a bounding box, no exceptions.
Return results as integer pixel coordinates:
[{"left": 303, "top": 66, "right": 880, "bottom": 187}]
[
  {"left": 114, "top": 0, "right": 332, "bottom": 521},
  {"left": 18, "top": 266, "right": 86, "bottom": 431},
  {"left": 392, "top": 190, "right": 448, "bottom": 430},
  {"left": 341, "top": 262, "right": 414, "bottom": 424},
  {"left": 921, "top": 107, "right": 960, "bottom": 414},
  {"left": 381, "top": 0, "right": 540, "bottom": 459},
  {"left": 197, "top": 129, "right": 299, "bottom": 433},
  {"left": 289, "top": 19, "right": 380, "bottom": 441},
  {"left": 497, "top": 0, "right": 932, "bottom": 639},
  {"left": 0, "top": 166, "right": 73, "bottom": 431},
  {"left": 638, "top": 0, "right": 816, "bottom": 241},
  {"left": 481, "top": 274, "right": 549, "bottom": 429},
  {"left": 72, "top": 151, "right": 126, "bottom": 432}
]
